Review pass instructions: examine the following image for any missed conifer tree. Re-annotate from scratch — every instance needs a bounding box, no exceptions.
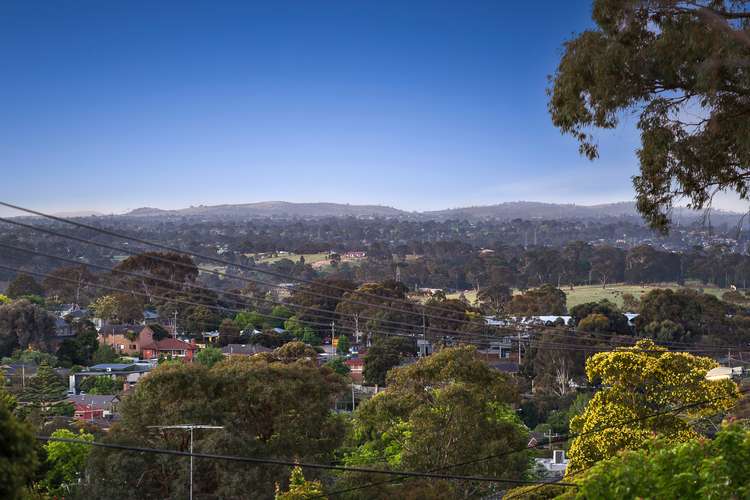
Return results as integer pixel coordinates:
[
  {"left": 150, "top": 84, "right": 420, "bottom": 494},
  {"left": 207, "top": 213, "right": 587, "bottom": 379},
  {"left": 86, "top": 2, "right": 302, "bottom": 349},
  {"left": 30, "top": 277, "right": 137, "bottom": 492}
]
[{"left": 20, "top": 361, "right": 71, "bottom": 417}]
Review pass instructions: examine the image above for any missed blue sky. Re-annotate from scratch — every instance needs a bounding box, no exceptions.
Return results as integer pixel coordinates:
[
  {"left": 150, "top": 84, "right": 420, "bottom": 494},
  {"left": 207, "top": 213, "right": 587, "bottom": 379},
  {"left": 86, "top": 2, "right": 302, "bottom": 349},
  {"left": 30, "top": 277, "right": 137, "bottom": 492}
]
[{"left": 0, "top": 0, "right": 703, "bottom": 216}]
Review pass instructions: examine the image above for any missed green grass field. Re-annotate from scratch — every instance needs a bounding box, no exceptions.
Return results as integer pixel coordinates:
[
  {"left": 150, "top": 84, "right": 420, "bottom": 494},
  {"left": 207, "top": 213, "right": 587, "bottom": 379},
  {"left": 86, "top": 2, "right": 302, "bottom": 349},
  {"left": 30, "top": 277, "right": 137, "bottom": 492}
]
[
  {"left": 564, "top": 282, "right": 730, "bottom": 309},
  {"left": 445, "top": 282, "right": 732, "bottom": 310}
]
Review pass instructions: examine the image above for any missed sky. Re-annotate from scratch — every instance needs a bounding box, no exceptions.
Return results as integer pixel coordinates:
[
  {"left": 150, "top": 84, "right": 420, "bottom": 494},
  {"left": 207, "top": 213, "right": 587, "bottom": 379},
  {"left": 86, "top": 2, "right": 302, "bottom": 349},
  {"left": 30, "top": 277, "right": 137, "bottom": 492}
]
[{"left": 0, "top": 1, "right": 741, "bottom": 216}]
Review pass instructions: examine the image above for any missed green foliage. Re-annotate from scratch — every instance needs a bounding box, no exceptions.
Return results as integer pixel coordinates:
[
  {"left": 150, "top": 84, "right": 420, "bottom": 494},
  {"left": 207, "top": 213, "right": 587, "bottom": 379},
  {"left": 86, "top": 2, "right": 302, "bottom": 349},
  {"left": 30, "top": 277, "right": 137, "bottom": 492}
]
[
  {"left": 235, "top": 310, "right": 264, "bottom": 331},
  {"left": 0, "top": 399, "right": 37, "bottom": 499},
  {"left": 56, "top": 321, "right": 99, "bottom": 367},
  {"left": 508, "top": 284, "right": 567, "bottom": 315},
  {"left": 325, "top": 357, "right": 351, "bottom": 376},
  {"left": 186, "top": 305, "right": 221, "bottom": 333},
  {"left": 89, "top": 295, "right": 119, "bottom": 322},
  {"left": 80, "top": 376, "right": 120, "bottom": 395},
  {"left": 7, "top": 273, "right": 44, "bottom": 299},
  {"left": 9, "top": 349, "right": 58, "bottom": 367},
  {"left": 196, "top": 346, "right": 224, "bottom": 368},
  {"left": 40, "top": 428, "right": 94, "bottom": 497},
  {"left": 275, "top": 466, "right": 326, "bottom": 500},
  {"left": 336, "top": 334, "right": 350, "bottom": 355},
  {"left": 0, "top": 294, "right": 9, "bottom": 305},
  {"left": 0, "top": 299, "right": 56, "bottom": 356},
  {"left": 567, "top": 340, "right": 739, "bottom": 472},
  {"left": 301, "top": 329, "right": 321, "bottom": 346},
  {"left": 362, "top": 341, "right": 400, "bottom": 386},
  {"left": 577, "top": 313, "right": 611, "bottom": 333},
  {"left": 270, "top": 305, "right": 293, "bottom": 326},
  {"left": 563, "top": 425, "right": 750, "bottom": 499},
  {"left": 20, "top": 361, "right": 71, "bottom": 418},
  {"left": 549, "top": 0, "right": 750, "bottom": 231},
  {"left": 83, "top": 352, "right": 347, "bottom": 499},
  {"left": 344, "top": 347, "right": 528, "bottom": 499},
  {"left": 91, "top": 344, "right": 120, "bottom": 365},
  {"left": 635, "top": 288, "right": 742, "bottom": 343},
  {"left": 570, "top": 299, "right": 629, "bottom": 334}
]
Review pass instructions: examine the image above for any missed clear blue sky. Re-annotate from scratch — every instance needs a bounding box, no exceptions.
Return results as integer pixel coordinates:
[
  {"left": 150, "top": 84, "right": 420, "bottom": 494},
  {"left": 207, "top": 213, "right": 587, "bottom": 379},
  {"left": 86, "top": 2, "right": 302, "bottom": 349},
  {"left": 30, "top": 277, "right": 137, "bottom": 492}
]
[{"left": 0, "top": 0, "right": 670, "bottom": 216}]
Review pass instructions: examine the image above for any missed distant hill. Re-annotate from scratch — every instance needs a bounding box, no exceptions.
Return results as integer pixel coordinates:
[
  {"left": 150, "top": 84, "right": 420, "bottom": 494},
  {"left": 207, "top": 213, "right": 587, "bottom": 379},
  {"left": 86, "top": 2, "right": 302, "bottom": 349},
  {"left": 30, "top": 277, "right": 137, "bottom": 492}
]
[
  {"left": 51, "top": 210, "right": 106, "bottom": 218},
  {"left": 108, "top": 200, "right": 742, "bottom": 224},
  {"left": 124, "top": 201, "right": 408, "bottom": 219},
  {"left": 422, "top": 201, "right": 641, "bottom": 220}
]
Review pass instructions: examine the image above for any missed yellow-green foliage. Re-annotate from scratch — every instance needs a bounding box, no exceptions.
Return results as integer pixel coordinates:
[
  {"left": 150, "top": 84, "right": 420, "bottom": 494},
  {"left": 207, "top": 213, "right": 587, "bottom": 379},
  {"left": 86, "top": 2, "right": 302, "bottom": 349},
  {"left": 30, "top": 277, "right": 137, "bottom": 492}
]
[{"left": 566, "top": 339, "right": 739, "bottom": 472}]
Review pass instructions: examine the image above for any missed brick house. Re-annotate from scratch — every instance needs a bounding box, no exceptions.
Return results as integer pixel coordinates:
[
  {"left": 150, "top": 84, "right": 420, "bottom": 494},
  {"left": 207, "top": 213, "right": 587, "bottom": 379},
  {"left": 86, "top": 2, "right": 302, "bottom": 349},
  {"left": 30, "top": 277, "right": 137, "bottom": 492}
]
[
  {"left": 98, "top": 324, "right": 157, "bottom": 355},
  {"left": 68, "top": 394, "right": 119, "bottom": 420},
  {"left": 141, "top": 338, "right": 197, "bottom": 362}
]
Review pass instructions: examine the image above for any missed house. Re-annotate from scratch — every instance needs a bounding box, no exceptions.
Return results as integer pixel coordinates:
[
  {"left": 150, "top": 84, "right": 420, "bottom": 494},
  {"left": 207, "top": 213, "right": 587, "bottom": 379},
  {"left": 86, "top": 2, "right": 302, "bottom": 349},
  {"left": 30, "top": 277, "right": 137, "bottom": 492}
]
[
  {"left": 417, "top": 338, "right": 434, "bottom": 357},
  {"left": 345, "top": 358, "right": 364, "bottom": 383},
  {"left": 141, "top": 338, "right": 197, "bottom": 362},
  {"left": 535, "top": 450, "right": 569, "bottom": 478},
  {"left": 69, "top": 362, "right": 153, "bottom": 394},
  {"left": 343, "top": 251, "right": 367, "bottom": 259},
  {"left": 68, "top": 394, "right": 119, "bottom": 420},
  {"left": 202, "top": 331, "right": 221, "bottom": 343},
  {"left": 54, "top": 317, "right": 75, "bottom": 338},
  {"left": 98, "top": 324, "right": 159, "bottom": 355},
  {"left": 58, "top": 304, "right": 90, "bottom": 321},
  {"left": 222, "top": 344, "right": 272, "bottom": 356}
]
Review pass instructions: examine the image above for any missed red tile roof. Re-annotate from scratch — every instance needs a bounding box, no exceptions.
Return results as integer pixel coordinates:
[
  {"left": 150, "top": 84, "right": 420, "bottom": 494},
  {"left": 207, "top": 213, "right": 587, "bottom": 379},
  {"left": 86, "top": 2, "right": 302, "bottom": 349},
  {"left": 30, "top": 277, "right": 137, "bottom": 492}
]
[{"left": 141, "top": 338, "right": 197, "bottom": 351}]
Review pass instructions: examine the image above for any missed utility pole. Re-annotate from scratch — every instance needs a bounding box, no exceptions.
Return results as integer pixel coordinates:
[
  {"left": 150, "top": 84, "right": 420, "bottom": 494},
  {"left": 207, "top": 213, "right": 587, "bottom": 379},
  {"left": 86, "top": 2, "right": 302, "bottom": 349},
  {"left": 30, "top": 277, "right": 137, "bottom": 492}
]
[
  {"left": 173, "top": 310, "right": 178, "bottom": 338},
  {"left": 148, "top": 424, "right": 223, "bottom": 500},
  {"left": 546, "top": 428, "right": 554, "bottom": 450},
  {"left": 354, "top": 314, "right": 360, "bottom": 344},
  {"left": 517, "top": 330, "right": 522, "bottom": 366},
  {"left": 331, "top": 322, "right": 336, "bottom": 353}
]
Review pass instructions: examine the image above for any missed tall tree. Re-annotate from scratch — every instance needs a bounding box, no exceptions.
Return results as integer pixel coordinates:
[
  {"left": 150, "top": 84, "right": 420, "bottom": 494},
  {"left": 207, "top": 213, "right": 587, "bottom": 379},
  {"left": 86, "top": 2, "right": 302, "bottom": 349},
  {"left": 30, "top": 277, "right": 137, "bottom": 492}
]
[
  {"left": 566, "top": 425, "right": 750, "bottom": 499},
  {"left": 549, "top": 0, "right": 750, "bottom": 231},
  {"left": 40, "top": 428, "right": 94, "bottom": 497},
  {"left": 42, "top": 265, "right": 97, "bottom": 304},
  {"left": 0, "top": 299, "right": 56, "bottom": 356},
  {"left": 20, "top": 361, "right": 71, "bottom": 418},
  {"left": 83, "top": 351, "right": 347, "bottom": 499},
  {"left": 6, "top": 273, "right": 44, "bottom": 299},
  {"left": 0, "top": 400, "right": 37, "bottom": 500},
  {"left": 567, "top": 340, "right": 739, "bottom": 472},
  {"left": 343, "top": 347, "right": 528, "bottom": 499}
]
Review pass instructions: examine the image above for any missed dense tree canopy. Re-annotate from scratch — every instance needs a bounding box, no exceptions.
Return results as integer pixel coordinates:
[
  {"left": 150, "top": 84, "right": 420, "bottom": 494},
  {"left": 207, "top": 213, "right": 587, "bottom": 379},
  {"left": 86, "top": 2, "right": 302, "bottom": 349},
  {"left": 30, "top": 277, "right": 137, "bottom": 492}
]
[
  {"left": 0, "top": 400, "right": 37, "bottom": 500},
  {"left": 567, "top": 340, "right": 739, "bottom": 471},
  {"left": 84, "top": 345, "right": 347, "bottom": 499},
  {"left": 562, "top": 425, "right": 750, "bottom": 499},
  {"left": 0, "top": 299, "right": 56, "bottom": 356},
  {"left": 6, "top": 273, "right": 44, "bottom": 299},
  {"left": 343, "top": 347, "right": 528, "bottom": 499},
  {"left": 549, "top": 0, "right": 750, "bottom": 231}
]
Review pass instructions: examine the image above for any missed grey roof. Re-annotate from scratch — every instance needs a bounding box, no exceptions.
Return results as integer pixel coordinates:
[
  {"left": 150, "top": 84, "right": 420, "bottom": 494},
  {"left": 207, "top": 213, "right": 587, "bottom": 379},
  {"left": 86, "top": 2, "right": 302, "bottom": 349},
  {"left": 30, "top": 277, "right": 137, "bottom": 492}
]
[
  {"left": 68, "top": 394, "right": 118, "bottom": 409},
  {"left": 99, "top": 324, "right": 142, "bottom": 335},
  {"left": 89, "top": 363, "right": 134, "bottom": 370},
  {"left": 222, "top": 344, "right": 272, "bottom": 355}
]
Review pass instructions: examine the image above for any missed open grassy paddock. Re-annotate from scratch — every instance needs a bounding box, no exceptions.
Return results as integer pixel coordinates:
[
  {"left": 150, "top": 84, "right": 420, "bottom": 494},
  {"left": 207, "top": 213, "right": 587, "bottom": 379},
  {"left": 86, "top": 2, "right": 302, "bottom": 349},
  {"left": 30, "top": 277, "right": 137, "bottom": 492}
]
[{"left": 445, "top": 282, "right": 732, "bottom": 310}]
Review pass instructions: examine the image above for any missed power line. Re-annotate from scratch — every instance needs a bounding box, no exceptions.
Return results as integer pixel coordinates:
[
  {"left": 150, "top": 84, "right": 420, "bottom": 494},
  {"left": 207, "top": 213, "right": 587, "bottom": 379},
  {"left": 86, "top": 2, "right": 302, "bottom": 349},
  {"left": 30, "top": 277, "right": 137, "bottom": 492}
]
[
  {"left": 0, "top": 215, "right": 490, "bottom": 332},
  {"left": 33, "top": 435, "right": 578, "bottom": 486},
  {"left": 0, "top": 260, "right": 734, "bottom": 356},
  {"left": 1, "top": 207, "right": 738, "bottom": 351},
  {"left": 1, "top": 236, "right": 742, "bottom": 353},
  {"left": 0, "top": 201, "right": 483, "bottom": 321}
]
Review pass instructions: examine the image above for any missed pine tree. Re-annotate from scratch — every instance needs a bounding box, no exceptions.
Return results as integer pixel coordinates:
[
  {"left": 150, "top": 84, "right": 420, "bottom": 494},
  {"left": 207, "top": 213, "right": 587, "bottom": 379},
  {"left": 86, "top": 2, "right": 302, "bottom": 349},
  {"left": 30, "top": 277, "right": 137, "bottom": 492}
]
[{"left": 20, "top": 361, "right": 70, "bottom": 417}]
